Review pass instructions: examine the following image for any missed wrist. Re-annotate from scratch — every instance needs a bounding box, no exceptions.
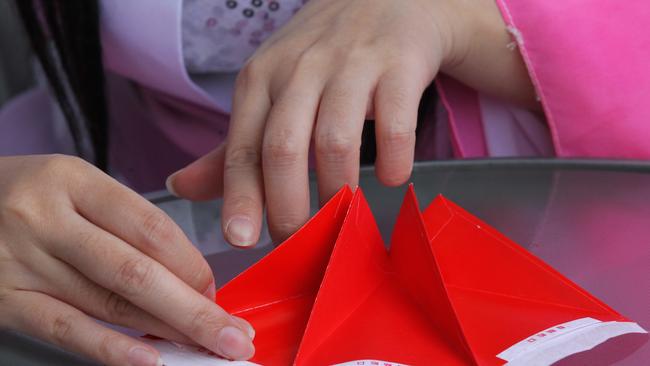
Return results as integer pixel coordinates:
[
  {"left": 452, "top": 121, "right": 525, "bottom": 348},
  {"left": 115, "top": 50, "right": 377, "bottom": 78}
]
[
  {"left": 437, "top": 0, "right": 539, "bottom": 109},
  {"left": 434, "top": 0, "right": 475, "bottom": 73}
]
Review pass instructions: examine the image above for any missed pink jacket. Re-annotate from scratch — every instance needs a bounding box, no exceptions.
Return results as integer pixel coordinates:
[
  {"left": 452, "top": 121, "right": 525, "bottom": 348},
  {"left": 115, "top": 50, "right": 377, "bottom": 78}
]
[
  {"left": 441, "top": 1, "right": 650, "bottom": 159},
  {"left": 1, "top": 0, "right": 649, "bottom": 192}
]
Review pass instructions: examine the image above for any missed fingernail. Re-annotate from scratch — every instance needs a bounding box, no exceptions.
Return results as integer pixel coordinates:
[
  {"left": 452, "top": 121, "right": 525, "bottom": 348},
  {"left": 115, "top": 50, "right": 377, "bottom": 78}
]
[
  {"left": 225, "top": 215, "right": 256, "bottom": 247},
  {"left": 232, "top": 315, "right": 256, "bottom": 340},
  {"left": 128, "top": 346, "right": 162, "bottom": 366},
  {"left": 202, "top": 282, "right": 216, "bottom": 301},
  {"left": 165, "top": 171, "right": 181, "bottom": 197},
  {"left": 216, "top": 326, "right": 255, "bottom": 360}
]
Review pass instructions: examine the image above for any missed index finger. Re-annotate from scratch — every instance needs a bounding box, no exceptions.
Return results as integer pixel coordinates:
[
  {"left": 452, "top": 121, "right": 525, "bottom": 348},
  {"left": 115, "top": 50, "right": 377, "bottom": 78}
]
[
  {"left": 53, "top": 215, "right": 255, "bottom": 360},
  {"left": 71, "top": 169, "right": 216, "bottom": 298}
]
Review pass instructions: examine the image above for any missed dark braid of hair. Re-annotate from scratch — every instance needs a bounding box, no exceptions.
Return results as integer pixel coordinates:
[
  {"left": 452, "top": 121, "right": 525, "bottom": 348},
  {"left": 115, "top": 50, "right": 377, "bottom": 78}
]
[{"left": 16, "top": 0, "right": 108, "bottom": 170}]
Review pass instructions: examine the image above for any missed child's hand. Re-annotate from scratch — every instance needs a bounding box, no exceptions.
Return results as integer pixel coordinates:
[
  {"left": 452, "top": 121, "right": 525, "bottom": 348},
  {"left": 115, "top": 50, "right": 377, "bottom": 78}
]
[
  {"left": 169, "top": 0, "right": 536, "bottom": 245},
  {"left": 0, "top": 155, "right": 255, "bottom": 366}
]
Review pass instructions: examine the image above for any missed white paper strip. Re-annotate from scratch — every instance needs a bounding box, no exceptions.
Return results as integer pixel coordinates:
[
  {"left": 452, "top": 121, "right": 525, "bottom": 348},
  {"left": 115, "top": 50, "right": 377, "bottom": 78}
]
[
  {"left": 141, "top": 339, "right": 259, "bottom": 366},
  {"left": 497, "top": 317, "right": 647, "bottom": 366},
  {"left": 332, "top": 360, "right": 407, "bottom": 366},
  {"left": 145, "top": 338, "right": 409, "bottom": 366},
  {"left": 144, "top": 317, "right": 647, "bottom": 366}
]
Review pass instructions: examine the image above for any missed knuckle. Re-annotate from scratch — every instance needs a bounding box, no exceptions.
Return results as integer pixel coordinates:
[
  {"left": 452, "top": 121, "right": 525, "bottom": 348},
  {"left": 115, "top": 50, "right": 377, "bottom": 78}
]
[
  {"left": 346, "top": 46, "right": 371, "bottom": 64},
  {"left": 262, "top": 133, "right": 302, "bottom": 167},
  {"left": 36, "top": 154, "right": 95, "bottom": 192},
  {"left": 1, "top": 186, "right": 41, "bottom": 230},
  {"left": 384, "top": 42, "right": 415, "bottom": 65},
  {"left": 103, "top": 292, "right": 136, "bottom": 321},
  {"left": 236, "top": 59, "right": 266, "bottom": 90},
  {"left": 140, "top": 209, "right": 177, "bottom": 249},
  {"left": 1, "top": 196, "right": 36, "bottom": 229},
  {"left": 227, "top": 195, "right": 259, "bottom": 214},
  {"left": 225, "top": 146, "right": 261, "bottom": 172},
  {"left": 42, "top": 154, "right": 89, "bottom": 176},
  {"left": 0, "top": 198, "right": 52, "bottom": 240},
  {"left": 188, "top": 306, "right": 229, "bottom": 338},
  {"left": 325, "top": 84, "right": 355, "bottom": 104},
  {"left": 114, "top": 257, "right": 156, "bottom": 296},
  {"left": 97, "top": 332, "right": 123, "bottom": 363},
  {"left": 188, "top": 260, "right": 214, "bottom": 293},
  {"left": 315, "top": 130, "right": 358, "bottom": 162},
  {"left": 74, "top": 229, "right": 102, "bottom": 252},
  {"left": 294, "top": 48, "right": 325, "bottom": 72},
  {"left": 50, "top": 314, "right": 74, "bottom": 345},
  {"left": 42, "top": 154, "right": 72, "bottom": 170},
  {"left": 380, "top": 125, "right": 415, "bottom": 148}
]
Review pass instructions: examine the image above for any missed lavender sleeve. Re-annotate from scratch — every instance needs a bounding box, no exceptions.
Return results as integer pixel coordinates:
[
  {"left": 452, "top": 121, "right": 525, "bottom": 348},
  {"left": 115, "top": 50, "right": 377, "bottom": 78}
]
[{"left": 99, "top": 0, "right": 218, "bottom": 109}]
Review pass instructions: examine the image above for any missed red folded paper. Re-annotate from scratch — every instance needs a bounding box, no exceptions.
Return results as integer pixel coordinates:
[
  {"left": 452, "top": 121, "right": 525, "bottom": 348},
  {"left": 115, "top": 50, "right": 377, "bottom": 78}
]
[
  {"left": 145, "top": 185, "right": 646, "bottom": 365},
  {"left": 209, "top": 185, "right": 646, "bottom": 365}
]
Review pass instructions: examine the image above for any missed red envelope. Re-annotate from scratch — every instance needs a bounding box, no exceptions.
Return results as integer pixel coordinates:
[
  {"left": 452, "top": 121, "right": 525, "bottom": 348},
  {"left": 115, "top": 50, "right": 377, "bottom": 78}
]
[
  {"left": 212, "top": 185, "right": 646, "bottom": 365},
  {"left": 148, "top": 185, "right": 646, "bottom": 365}
]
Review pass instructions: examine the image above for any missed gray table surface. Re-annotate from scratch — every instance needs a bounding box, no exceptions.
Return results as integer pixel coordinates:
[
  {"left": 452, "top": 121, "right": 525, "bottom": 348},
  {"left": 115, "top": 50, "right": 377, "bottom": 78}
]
[{"left": 2, "top": 159, "right": 649, "bottom": 365}]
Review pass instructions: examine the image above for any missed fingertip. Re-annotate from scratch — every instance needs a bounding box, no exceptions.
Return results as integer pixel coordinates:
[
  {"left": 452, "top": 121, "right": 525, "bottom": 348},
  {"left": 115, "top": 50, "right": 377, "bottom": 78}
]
[
  {"left": 231, "top": 316, "right": 256, "bottom": 340},
  {"left": 376, "top": 163, "right": 412, "bottom": 187},
  {"left": 216, "top": 326, "right": 255, "bottom": 360},
  {"left": 374, "top": 135, "right": 415, "bottom": 188},
  {"left": 224, "top": 215, "right": 259, "bottom": 247},
  {"left": 128, "top": 345, "right": 163, "bottom": 366},
  {"left": 165, "top": 171, "right": 181, "bottom": 197},
  {"left": 165, "top": 145, "right": 227, "bottom": 201}
]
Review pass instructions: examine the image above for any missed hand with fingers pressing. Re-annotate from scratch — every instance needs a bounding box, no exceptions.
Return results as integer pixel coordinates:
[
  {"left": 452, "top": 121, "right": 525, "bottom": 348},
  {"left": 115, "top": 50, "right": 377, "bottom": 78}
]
[
  {"left": 0, "top": 155, "right": 255, "bottom": 366},
  {"left": 167, "top": 0, "right": 537, "bottom": 246}
]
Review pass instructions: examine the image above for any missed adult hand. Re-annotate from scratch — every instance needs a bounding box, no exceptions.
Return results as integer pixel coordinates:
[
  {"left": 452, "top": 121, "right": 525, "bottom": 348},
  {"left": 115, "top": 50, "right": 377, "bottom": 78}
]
[
  {"left": 168, "top": 0, "right": 536, "bottom": 246},
  {"left": 0, "top": 155, "right": 255, "bottom": 366}
]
